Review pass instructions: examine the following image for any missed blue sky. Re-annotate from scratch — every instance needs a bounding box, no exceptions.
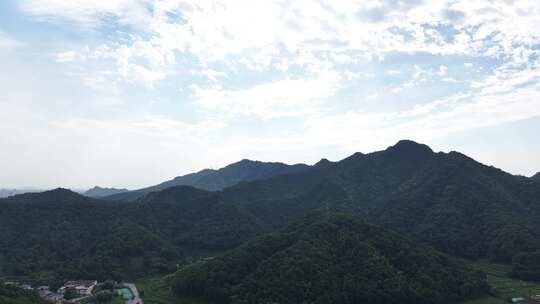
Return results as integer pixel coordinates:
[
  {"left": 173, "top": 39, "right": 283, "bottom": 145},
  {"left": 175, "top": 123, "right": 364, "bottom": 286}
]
[{"left": 1, "top": 0, "right": 540, "bottom": 189}]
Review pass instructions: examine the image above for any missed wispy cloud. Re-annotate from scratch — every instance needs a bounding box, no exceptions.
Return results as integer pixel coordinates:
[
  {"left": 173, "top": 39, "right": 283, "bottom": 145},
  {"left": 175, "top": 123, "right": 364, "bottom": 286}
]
[
  {"left": 190, "top": 70, "right": 341, "bottom": 119},
  {"left": 17, "top": 0, "right": 152, "bottom": 28},
  {"left": 3, "top": 0, "right": 540, "bottom": 187}
]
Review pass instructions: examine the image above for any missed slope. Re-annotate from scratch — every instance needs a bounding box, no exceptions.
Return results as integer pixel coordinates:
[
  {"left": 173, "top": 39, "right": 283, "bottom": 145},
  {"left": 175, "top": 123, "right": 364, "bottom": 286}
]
[
  {"left": 0, "top": 186, "right": 266, "bottom": 282},
  {"left": 172, "top": 214, "right": 489, "bottom": 304}
]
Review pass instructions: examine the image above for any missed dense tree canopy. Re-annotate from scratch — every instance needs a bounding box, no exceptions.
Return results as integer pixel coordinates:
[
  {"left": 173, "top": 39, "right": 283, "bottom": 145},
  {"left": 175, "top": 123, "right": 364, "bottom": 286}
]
[
  {"left": 172, "top": 215, "right": 490, "bottom": 304},
  {"left": 0, "top": 281, "right": 46, "bottom": 304}
]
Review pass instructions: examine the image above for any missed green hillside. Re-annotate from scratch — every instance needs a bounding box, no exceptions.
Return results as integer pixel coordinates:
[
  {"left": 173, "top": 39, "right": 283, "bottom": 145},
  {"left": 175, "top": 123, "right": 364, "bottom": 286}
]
[
  {"left": 172, "top": 215, "right": 489, "bottom": 304},
  {"left": 1, "top": 140, "right": 540, "bottom": 284}
]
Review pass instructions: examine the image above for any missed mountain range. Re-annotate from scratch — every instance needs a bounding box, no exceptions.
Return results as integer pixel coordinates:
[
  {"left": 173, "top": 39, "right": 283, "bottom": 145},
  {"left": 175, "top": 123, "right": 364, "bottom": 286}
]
[
  {"left": 1, "top": 140, "right": 539, "bottom": 302},
  {"left": 102, "top": 159, "right": 310, "bottom": 201}
]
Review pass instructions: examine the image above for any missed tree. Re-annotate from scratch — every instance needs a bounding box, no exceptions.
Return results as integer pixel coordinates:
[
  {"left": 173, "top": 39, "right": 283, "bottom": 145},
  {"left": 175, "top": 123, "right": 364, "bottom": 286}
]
[{"left": 64, "top": 287, "right": 79, "bottom": 300}]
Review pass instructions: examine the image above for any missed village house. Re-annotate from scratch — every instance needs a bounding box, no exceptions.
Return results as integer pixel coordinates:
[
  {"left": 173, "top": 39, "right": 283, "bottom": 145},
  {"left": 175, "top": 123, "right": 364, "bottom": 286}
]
[
  {"left": 20, "top": 284, "right": 32, "bottom": 290},
  {"left": 59, "top": 280, "right": 97, "bottom": 297}
]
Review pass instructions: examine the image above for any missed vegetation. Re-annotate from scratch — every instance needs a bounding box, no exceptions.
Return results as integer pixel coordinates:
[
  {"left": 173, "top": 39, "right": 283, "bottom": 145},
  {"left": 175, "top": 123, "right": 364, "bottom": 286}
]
[
  {"left": 0, "top": 281, "right": 46, "bottom": 304},
  {"left": 172, "top": 215, "right": 489, "bottom": 304},
  {"left": 64, "top": 287, "right": 79, "bottom": 300},
  {"left": 511, "top": 250, "right": 540, "bottom": 281},
  {"left": 467, "top": 261, "right": 540, "bottom": 303},
  {"left": 1, "top": 140, "right": 540, "bottom": 287},
  {"left": 0, "top": 189, "right": 182, "bottom": 282},
  {"left": 0, "top": 187, "right": 249, "bottom": 283},
  {"left": 136, "top": 277, "right": 213, "bottom": 304},
  {"left": 81, "top": 290, "right": 122, "bottom": 304}
]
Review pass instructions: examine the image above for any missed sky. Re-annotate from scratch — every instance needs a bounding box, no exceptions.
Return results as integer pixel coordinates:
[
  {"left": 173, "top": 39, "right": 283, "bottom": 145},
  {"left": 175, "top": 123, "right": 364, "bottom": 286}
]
[{"left": 1, "top": 0, "right": 540, "bottom": 189}]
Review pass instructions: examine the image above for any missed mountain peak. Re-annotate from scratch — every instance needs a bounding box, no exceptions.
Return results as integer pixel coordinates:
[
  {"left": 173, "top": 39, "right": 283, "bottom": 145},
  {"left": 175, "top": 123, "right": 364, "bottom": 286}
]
[
  {"left": 314, "top": 158, "right": 332, "bottom": 167},
  {"left": 230, "top": 159, "right": 258, "bottom": 166},
  {"left": 385, "top": 140, "right": 433, "bottom": 161},
  {"left": 44, "top": 188, "right": 84, "bottom": 198},
  {"left": 392, "top": 139, "right": 432, "bottom": 151},
  {"left": 8, "top": 187, "right": 87, "bottom": 203}
]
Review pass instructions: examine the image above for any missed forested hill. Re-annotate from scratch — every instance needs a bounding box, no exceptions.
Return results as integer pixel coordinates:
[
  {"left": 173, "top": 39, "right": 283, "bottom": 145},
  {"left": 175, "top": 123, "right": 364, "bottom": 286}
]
[
  {"left": 0, "top": 186, "right": 262, "bottom": 281},
  {"left": 172, "top": 215, "right": 489, "bottom": 304},
  {"left": 104, "top": 159, "right": 310, "bottom": 201},
  {"left": 533, "top": 172, "right": 540, "bottom": 182},
  {"left": 213, "top": 141, "right": 540, "bottom": 267},
  {"left": 1, "top": 140, "right": 540, "bottom": 283}
]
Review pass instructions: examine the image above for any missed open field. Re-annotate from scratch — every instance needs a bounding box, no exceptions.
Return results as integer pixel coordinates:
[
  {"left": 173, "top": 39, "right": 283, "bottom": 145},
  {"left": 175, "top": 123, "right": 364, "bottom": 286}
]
[
  {"left": 459, "top": 296, "right": 507, "bottom": 304},
  {"left": 136, "top": 277, "right": 212, "bottom": 304},
  {"left": 458, "top": 261, "right": 540, "bottom": 304}
]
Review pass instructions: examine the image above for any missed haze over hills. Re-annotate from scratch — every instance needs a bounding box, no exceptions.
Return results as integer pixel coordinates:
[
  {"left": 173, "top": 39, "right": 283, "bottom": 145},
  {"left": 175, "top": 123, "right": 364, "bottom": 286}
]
[
  {"left": 0, "top": 188, "right": 42, "bottom": 198},
  {"left": 1, "top": 140, "right": 540, "bottom": 298},
  {"left": 104, "top": 159, "right": 310, "bottom": 201},
  {"left": 83, "top": 186, "right": 129, "bottom": 198}
]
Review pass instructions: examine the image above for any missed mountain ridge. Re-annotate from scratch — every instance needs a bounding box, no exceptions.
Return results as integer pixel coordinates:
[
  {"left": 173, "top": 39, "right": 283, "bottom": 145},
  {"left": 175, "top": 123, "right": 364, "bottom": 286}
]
[{"left": 105, "top": 159, "right": 310, "bottom": 201}]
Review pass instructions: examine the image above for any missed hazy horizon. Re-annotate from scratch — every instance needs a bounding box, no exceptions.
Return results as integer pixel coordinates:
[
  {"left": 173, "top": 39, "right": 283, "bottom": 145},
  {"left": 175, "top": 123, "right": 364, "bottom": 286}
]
[{"left": 1, "top": 0, "right": 540, "bottom": 189}]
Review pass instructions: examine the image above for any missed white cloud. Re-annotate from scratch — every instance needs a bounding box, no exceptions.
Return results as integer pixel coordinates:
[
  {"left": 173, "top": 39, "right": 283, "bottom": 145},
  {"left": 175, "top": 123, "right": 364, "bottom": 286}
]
[
  {"left": 438, "top": 65, "right": 448, "bottom": 77},
  {"left": 191, "top": 70, "right": 341, "bottom": 119},
  {"left": 56, "top": 51, "right": 77, "bottom": 62},
  {"left": 191, "top": 69, "right": 228, "bottom": 83},
  {"left": 0, "top": 31, "right": 21, "bottom": 50},
  {"left": 17, "top": 0, "right": 152, "bottom": 28},
  {"left": 5, "top": 0, "right": 540, "bottom": 186},
  {"left": 22, "top": 0, "right": 540, "bottom": 100},
  {"left": 254, "top": 85, "right": 540, "bottom": 158}
]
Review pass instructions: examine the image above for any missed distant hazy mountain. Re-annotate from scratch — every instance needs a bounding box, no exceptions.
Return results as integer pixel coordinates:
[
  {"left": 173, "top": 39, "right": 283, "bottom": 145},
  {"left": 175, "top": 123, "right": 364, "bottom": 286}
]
[
  {"left": 105, "top": 159, "right": 310, "bottom": 201},
  {"left": 0, "top": 188, "right": 41, "bottom": 198},
  {"left": 84, "top": 186, "right": 128, "bottom": 198}
]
